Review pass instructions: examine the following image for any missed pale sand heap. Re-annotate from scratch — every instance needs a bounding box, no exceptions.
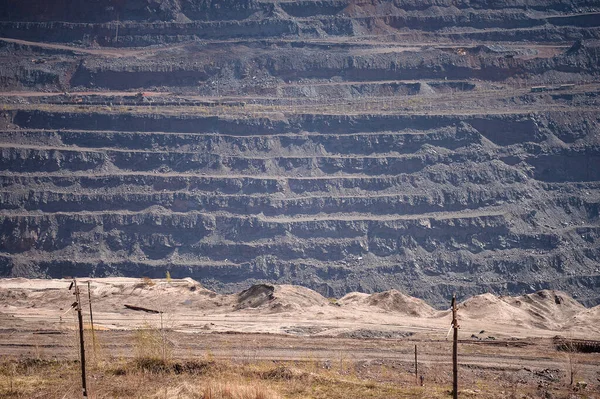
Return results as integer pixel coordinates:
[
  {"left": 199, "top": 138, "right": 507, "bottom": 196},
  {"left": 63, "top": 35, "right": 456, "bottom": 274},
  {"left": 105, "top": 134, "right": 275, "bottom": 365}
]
[{"left": 1, "top": 278, "right": 598, "bottom": 339}]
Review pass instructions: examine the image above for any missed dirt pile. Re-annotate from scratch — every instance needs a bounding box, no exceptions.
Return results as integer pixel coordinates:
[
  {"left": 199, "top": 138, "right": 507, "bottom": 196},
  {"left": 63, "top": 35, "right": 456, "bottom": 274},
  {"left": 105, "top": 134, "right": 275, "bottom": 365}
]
[
  {"left": 504, "top": 290, "right": 585, "bottom": 323},
  {"left": 340, "top": 290, "right": 438, "bottom": 317},
  {"left": 268, "top": 285, "right": 331, "bottom": 312},
  {"left": 236, "top": 284, "right": 331, "bottom": 313},
  {"left": 0, "top": 277, "right": 232, "bottom": 314},
  {"left": 0, "top": 278, "right": 337, "bottom": 318},
  {"left": 458, "top": 290, "right": 587, "bottom": 330},
  {"left": 236, "top": 284, "right": 275, "bottom": 309},
  {"left": 1, "top": 278, "right": 599, "bottom": 338},
  {"left": 566, "top": 305, "right": 600, "bottom": 335}
]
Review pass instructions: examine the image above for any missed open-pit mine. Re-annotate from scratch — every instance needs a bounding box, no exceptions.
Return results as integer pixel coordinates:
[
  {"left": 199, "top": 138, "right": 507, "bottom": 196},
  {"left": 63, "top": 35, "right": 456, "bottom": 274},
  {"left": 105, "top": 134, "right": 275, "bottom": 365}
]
[
  {"left": 1, "top": 1, "right": 600, "bottom": 397},
  {"left": 1, "top": 0, "right": 600, "bottom": 308}
]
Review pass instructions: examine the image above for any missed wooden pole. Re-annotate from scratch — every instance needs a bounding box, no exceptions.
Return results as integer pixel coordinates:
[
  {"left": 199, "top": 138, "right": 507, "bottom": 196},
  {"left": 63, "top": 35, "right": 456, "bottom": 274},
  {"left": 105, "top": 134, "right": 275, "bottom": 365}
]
[
  {"left": 73, "top": 280, "right": 88, "bottom": 397},
  {"left": 160, "top": 312, "right": 165, "bottom": 362},
  {"left": 87, "top": 281, "right": 96, "bottom": 358},
  {"left": 452, "top": 293, "right": 458, "bottom": 399},
  {"left": 414, "top": 344, "right": 418, "bottom": 386}
]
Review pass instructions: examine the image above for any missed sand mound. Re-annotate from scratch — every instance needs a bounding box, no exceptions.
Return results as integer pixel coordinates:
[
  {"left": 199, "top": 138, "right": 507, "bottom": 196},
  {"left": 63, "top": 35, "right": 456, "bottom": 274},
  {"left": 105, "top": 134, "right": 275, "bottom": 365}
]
[
  {"left": 236, "top": 284, "right": 275, "bottom": 310},
  {"left": 458, "top": 290, "right": 586, "bottom": 330},
  {"left": 338, "top": 292, "right": 371, "bottom": 305},
  {"left": 235, "top": 284, "right": 330, "bottom": 313},
  {"left": 120, "top": 279, "right": 231, "bottom": 313},
  {"left": 566, "top": 305, "right": 600, "bottom": 335},
  {"left": 339, "top": 290, "right": 437, "bottom": 317},
  {"left": 505, "top": 290, "right": 584, "bottom": 322},
  {"left": 270, "top": 285, "right": 330, "bottom": 311},
  {"left": 367, "top": 290, "right": 438, "bottom": 317},
  {"left": 459, "top": 293, "right": 528, "bottom": 323},
  {"left": 0, "top": 278, "right": 78, "bottom": 308},
  {"left": 1, "top": 278, "right": 598, "bottom": 337},
  {"left": 1, "top": 277, "right": 229, "bottom": 314}
]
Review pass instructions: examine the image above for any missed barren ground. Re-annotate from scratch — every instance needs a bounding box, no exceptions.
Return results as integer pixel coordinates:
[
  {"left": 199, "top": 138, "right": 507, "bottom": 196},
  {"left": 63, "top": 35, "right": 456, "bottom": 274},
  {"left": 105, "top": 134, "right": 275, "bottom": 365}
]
[{"left": 1, "top": 278, "right": 599, "bottom": 398}]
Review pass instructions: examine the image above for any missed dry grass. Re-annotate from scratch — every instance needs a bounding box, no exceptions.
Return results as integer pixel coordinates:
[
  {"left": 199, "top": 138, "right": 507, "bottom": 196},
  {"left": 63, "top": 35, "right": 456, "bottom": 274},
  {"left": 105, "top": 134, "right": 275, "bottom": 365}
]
[
  {"left": 0, "top": 358, "right": 442, "bottom": 399},
  {"left": 133, "top": 325, "right": 173, "bottom": 364},
  {"left": 140, "top": 276, "right": 156, "bottom": 287},
  {"left": 0, "top": 347, "right": 597, "bottom": 399},
  {"left": 2, "top": 324, "right": 598, "bottom": 399},
  {"left": 200, "top": 381, "right": 281, "bottom": 399},
  {"left": 135, "top": 380, "right": 281, "bottom": 399}
]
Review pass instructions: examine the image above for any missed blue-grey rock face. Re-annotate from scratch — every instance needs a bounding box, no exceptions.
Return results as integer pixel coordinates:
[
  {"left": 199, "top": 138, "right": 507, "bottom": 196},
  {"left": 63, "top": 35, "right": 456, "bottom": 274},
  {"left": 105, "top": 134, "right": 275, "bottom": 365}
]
[{"left": 0, "top": 0, "right": 599, "bottom": 308}]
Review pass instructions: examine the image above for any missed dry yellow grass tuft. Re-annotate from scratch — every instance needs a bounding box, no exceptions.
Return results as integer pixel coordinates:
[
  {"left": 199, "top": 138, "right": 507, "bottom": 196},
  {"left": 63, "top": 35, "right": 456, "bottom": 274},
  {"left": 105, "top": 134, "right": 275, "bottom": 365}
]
[
  {"left": 201, "top": 381, "right": 281, "bottom": 399},
  {"left": 140, "top": 276, "right": 156, "bottom": 287},
  {"left": 146, "top": 381, "right": 280, "bottom": 399}
]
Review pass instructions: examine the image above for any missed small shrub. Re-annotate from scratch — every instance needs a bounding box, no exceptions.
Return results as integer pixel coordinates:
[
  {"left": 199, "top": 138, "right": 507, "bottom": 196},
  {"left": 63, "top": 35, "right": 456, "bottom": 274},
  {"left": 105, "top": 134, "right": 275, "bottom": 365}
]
[
  {"left": 172, "top": 360, "right": 213, "bottom": 375},
  {"left": 202, "top": 381, "right": 281, "bottom": 399},
  {"left": 140, "top": 277, "right": 155, "bottom": 287},
  {"left": 133, "top": 323, "right": 172, "bottom": 365},
  {"left": 260, "top": 366, "right": 295, "bottom": 381},
  {"left": 134, "top": 357, "right": 171, "bottom": 374},
  {"left": 328, "top": 298, "right": 341, "bottom": 307}
]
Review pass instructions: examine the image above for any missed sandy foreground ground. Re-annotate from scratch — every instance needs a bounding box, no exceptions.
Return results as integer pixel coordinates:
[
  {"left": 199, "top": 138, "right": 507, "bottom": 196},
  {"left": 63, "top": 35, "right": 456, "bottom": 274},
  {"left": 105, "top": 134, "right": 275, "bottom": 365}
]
[{"left": 2, "top": 277, "right": 600, "bottom": 398}]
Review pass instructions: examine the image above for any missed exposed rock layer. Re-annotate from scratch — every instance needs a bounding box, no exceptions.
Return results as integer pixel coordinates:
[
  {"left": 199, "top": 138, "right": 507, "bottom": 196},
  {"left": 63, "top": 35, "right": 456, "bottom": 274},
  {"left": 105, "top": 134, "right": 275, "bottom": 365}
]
[{"left": 0, "top": 0, "right": 599, "bottom": 308}]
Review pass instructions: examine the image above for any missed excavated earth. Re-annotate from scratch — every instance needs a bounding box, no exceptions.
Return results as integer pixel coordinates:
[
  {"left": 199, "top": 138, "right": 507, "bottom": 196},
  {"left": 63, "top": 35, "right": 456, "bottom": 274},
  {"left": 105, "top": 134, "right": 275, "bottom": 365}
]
[
  {"left": 1, "top": 0, "right": 600, "bottom": 309},
  {"left": 1, "top": 278, "right": 599, "bottom": 339}
]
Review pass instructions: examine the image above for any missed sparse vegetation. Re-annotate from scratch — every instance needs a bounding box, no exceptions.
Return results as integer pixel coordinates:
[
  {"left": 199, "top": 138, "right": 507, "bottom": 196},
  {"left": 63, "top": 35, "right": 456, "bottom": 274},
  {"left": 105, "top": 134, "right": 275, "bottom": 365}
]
[
  {"left": 140, "top": 276, "right": 155, "bottom": 287},
  {"left": 327, "top": 297, "right": 340, "bottom": 306},
  {"left": 560, "top": 336, "right": 581, "bottom": 387},
  {"left": 0, "top": 357, "right": 486, "bottom": 399},
  {"left": 1, "top": 278, "right": 600, "bottom": 398},
  {"left": 133, "top": 313, "right": 174, "bottom": 365},
  {"left": 1, "top": 343, "right": 598, "bottom": 399}
]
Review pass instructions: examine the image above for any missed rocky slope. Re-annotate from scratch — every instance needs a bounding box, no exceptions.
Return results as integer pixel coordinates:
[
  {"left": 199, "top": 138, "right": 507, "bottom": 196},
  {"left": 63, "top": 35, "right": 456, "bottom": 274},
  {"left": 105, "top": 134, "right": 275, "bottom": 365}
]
[{"left": 0, "top": 0, "right": 599, "bottom": 308}]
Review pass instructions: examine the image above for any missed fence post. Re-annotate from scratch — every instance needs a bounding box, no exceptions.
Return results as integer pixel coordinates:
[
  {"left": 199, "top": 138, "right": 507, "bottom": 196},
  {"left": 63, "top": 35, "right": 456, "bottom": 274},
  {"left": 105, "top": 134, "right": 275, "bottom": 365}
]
[
  {"left": 72, "top": 280, "right": 88, "bottom": 397},
  {"left": 452, "top": 293, "right": 458, "bottom": 399},
  {"left": 87, "top": 281, "right": 96, "bottom": 360},
  {"left": 414, "top": 344, "right": 418, "bottom": 385}
]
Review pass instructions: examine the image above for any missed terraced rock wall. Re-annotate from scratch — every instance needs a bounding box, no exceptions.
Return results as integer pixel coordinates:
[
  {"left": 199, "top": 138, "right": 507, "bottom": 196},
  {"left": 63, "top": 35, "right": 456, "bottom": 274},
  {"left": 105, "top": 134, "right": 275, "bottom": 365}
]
[
  {"left": 1, "top": 109, "right": 599, "bottom": 306},
  {"left": 1, "top": 0, "right": 599, "bottom": 307}
]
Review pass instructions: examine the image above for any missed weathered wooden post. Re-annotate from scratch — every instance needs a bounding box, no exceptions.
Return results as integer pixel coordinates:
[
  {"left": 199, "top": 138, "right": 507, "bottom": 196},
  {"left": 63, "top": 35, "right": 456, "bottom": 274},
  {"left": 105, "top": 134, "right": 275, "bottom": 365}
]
[
  {"left": 414, "top": 344, "right": 418, "bottom": 386},
  {"left": 87, "top": 281, "right": 96, "bottom": 359},
  {"left": 71, "top": 279, "right": 88, "bottom": 397},
  {"left": 452, "top": 293, "right": 459, "bottom": 399}
]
